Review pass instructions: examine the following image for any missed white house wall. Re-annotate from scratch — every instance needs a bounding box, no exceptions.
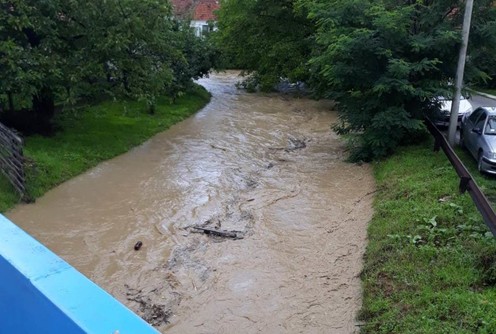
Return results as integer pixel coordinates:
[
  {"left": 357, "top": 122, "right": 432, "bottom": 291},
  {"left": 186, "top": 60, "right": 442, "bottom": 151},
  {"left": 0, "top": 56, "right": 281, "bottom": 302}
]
[{"left": 190, "top": 20, "right": 217, "bottom": 37}]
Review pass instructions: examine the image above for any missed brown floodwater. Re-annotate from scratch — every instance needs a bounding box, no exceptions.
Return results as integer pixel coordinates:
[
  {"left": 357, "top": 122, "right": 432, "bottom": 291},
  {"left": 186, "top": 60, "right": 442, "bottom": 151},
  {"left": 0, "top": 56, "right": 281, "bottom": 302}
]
[{"left": 7, "top": 71, "right": 375, "bottom": 333}]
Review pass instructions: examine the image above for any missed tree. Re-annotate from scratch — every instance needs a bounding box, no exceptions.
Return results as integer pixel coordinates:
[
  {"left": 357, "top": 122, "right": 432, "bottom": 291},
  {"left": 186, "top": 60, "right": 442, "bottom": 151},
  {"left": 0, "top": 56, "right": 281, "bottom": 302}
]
[
  {"left": 303, "top": 0, "right": 496, "bottom": 161},
  {"left": 0, "top": 0, "right": 215, "bottom": 133},
  {"left": 464, "top": 0, "right": 496, "bottom": 88},
  {"left": 163, "top": 20, "right": 220, "bottom": 102},
  {"left": 0, "top": 0, "right": 67, "bottom": 131},
  {"left": 215, "top": 0, "right": 315, "bottom": 91}
]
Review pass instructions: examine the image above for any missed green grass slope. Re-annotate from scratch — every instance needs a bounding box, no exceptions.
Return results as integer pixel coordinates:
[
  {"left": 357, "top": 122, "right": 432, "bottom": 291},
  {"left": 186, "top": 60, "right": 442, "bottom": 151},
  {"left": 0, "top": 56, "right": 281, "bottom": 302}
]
[
  {"left": 361, "top": 140, "right": 496, "bottom": 333},
  {"left": 0, "top": 85, "right": 210, "bottom": 212}
]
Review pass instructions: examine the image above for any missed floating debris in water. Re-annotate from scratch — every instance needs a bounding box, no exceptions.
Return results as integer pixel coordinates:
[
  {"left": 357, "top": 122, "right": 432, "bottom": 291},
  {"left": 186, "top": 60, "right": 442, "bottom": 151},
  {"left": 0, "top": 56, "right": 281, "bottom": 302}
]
[{"left": 191, "top": 226, "right": 243, "bottom": 240}]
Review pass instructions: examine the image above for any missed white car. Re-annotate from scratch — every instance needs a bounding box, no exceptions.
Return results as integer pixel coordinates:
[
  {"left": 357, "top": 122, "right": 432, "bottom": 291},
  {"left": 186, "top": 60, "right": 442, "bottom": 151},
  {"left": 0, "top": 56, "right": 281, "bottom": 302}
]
[{"left": 434, "top": 95, "right": 473, "bottom": 127}]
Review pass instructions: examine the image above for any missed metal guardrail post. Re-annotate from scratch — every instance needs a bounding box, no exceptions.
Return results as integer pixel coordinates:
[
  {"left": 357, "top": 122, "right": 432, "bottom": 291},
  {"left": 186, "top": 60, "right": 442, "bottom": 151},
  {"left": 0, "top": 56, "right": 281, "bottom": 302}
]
[
  {"left": 459, "top": 176, "right": 470, "bottom": 194},
  {"left": 433, "top": 137, "right": 441, "bottom": 152}
]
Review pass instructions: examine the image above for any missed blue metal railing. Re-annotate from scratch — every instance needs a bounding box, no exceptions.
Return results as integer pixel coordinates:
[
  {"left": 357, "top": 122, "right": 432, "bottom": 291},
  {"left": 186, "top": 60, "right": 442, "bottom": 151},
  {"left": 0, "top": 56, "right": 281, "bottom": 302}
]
[{"left": 0, "top": 214, "right": 158, "bottom": 334}]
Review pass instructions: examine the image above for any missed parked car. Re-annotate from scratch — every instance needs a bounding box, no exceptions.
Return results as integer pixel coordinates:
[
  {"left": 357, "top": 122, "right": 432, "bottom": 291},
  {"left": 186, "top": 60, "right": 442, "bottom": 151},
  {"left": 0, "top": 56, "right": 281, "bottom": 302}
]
[
  {"left": 433, "top": 95, "right": 473, "bottom": 127},
  {"left": 460, "top": 106, "right": 496, "bottom": 174}
]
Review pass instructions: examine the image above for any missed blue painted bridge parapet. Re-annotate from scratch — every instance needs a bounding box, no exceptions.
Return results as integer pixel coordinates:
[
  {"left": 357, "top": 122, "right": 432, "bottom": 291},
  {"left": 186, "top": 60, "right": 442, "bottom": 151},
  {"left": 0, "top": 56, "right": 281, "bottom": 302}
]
[{"left": 0, "top": 214, "right": 158, "bottom": 334}]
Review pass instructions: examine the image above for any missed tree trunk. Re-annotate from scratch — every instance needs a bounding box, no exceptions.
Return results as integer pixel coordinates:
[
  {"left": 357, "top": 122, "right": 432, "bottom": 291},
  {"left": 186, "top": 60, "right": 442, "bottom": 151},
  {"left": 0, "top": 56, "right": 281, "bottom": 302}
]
[
  {"left": 122, "top": 70, "right": 131, "bottom": 93},
  {"left": 7, "top": 92, "right": 14, "bottom": 113},
  {"left": 32, "top": 86, "right": 55, "bottom": 134}
]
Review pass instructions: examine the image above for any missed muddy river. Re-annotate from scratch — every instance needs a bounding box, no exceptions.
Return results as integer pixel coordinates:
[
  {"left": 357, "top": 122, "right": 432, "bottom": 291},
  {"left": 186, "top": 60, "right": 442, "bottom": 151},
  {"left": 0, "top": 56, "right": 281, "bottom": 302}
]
[{"left": 7, "top": 72, "right": 375, "bottom": 333}]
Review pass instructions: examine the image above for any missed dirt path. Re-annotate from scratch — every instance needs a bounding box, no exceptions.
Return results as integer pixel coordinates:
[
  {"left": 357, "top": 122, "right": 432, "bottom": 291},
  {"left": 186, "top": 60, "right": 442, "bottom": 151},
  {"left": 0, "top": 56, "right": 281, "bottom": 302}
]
[{"left": 7, "top": 72, "right": 375, "bottom": 333}]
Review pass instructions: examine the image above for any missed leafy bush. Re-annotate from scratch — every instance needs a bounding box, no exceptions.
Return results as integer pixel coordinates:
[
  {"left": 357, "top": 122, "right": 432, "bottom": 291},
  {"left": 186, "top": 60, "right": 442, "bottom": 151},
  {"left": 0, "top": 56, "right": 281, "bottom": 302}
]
[{"left": 215, "top": 0, "right": 315, "bottom": 91}]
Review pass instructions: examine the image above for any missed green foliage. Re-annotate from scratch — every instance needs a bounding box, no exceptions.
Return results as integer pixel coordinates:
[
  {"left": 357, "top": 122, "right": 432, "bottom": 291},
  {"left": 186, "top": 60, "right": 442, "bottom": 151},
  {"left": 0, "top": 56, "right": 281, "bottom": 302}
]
[
  {"left": 0, "top": 85, "right": 210, "bottom": 212},
  {"left": 305, "top": 0, "right": 468, "bottom": 160},
  {"left": 362, "top": 141, "right": 496, "bottom": 333},
  {"left": 215, "top": 0, "right": 315, "bottom": 91},
  {"left": 0, "top": 174, "right": 20, "bottom": 211},
  {"left": 0, "top": 0, "right": 216, "bottom": 132},
  {"left": 165, "top": 21, "right": 220, "bottom": 101},
  {"left": 73, "top": 0, "right": 178, "bottom": 102},
  {"left": 218, "top": 0, "right": 496, "bottom": 160},
  {"left": 303, "top": 0, "right": 496, "bottom": 161},
  {"left": 466, "top": 0, "right": 496, "bottom": 88}
]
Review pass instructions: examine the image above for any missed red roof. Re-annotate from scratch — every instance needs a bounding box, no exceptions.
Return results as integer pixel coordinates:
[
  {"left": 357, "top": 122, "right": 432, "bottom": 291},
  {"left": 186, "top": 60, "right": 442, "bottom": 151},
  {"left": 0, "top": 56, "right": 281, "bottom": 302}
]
[
  {"left": 170, "top": 0, "right": 219, "bottom": 20},
  {"left": 170, "top": 0, "right": 194, "bottom": 18},
  {"left": 193, "top": 0, "right": 219, "bottom": 21}
]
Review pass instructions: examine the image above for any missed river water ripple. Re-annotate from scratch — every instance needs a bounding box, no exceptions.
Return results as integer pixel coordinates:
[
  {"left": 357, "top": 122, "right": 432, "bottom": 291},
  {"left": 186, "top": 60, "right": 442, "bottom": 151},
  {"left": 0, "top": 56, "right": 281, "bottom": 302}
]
[{"left": 8, "top": 71, "right": 375, "bottom": 333}]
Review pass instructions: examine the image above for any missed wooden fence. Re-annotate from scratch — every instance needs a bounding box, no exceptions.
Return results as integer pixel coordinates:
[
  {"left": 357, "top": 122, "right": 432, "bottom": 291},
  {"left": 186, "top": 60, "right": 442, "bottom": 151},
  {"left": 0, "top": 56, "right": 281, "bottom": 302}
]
[{"left": 0, "top": 122, "right": 26, "bottom": 198}]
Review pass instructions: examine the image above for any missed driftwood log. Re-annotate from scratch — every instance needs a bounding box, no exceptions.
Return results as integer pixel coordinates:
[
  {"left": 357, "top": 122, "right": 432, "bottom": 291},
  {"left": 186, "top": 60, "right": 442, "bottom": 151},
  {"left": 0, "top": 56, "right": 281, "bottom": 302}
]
[{"left": 192, "top": 227, "right": 243, "bottom": 239}]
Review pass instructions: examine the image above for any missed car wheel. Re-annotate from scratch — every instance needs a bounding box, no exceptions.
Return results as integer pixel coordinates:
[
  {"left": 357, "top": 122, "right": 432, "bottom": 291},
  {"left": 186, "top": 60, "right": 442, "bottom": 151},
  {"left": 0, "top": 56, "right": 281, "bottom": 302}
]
[{"left": 478, "top": 151, "right": 485, "bottom": 174}]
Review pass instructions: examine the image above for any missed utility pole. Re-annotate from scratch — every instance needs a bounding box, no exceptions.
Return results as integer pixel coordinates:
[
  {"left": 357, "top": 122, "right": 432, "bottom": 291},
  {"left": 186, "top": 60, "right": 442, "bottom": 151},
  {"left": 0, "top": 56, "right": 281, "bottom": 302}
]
[{"left": 448, "top": 0, "right": 474, "bottom": 147}]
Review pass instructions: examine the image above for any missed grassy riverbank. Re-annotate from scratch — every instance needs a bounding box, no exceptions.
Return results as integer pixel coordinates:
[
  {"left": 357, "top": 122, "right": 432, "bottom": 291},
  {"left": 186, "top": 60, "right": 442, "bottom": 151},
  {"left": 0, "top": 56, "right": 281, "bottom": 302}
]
[
  {"left": 361, "top": 140, "right": 496, "bottom": 333},
  {"left": 0, "top": 85, "right": 210, "bottom": 213}
]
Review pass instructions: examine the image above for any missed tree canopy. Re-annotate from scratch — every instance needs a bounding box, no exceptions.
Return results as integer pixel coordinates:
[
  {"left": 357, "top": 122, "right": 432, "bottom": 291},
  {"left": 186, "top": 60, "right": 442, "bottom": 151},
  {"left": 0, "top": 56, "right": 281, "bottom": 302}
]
[
  {"left": 465, "top": 0, "right": 496, "bottom": 87},
  {"left": 0, "top": 0, "right": 216, "bottom": 133},
  {"left": 216, "top": 0, "right": 496, "bottom": 160},
  {"left": 306, "top": 0, "right": 496, "bottom": 160},
  {"left": 215, "top": 0, "right": 315, "bottom": 91}
]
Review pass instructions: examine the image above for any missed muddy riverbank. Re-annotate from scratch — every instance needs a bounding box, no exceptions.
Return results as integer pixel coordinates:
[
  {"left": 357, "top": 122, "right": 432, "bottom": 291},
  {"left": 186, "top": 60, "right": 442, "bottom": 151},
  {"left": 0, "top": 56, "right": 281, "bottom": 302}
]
[{"left": 7, "top": 72, "right": 374, "bottom": 333}]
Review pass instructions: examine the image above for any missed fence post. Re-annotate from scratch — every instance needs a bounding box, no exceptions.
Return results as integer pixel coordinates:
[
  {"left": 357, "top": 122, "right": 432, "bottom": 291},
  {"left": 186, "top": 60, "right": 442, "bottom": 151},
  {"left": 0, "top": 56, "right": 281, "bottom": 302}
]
[
  {"left": 0, "top": 122, "right": 26, "bottom": 199},
  {"left": 459, "top": 176, "right": 470, "bottom": 194}
]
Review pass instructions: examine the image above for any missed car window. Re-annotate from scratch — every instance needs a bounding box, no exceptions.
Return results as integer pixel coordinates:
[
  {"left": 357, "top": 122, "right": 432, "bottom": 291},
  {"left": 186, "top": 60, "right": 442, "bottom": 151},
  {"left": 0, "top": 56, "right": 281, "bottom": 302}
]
[
  {"left": 485, "top": 116, "right": 496, "bottom": 135},
  {"left": 469, "top": 108, "right": 483, "bottom": 123},
  {"left": 475, "top": 113, "right": 487, "bottom": 129}
]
